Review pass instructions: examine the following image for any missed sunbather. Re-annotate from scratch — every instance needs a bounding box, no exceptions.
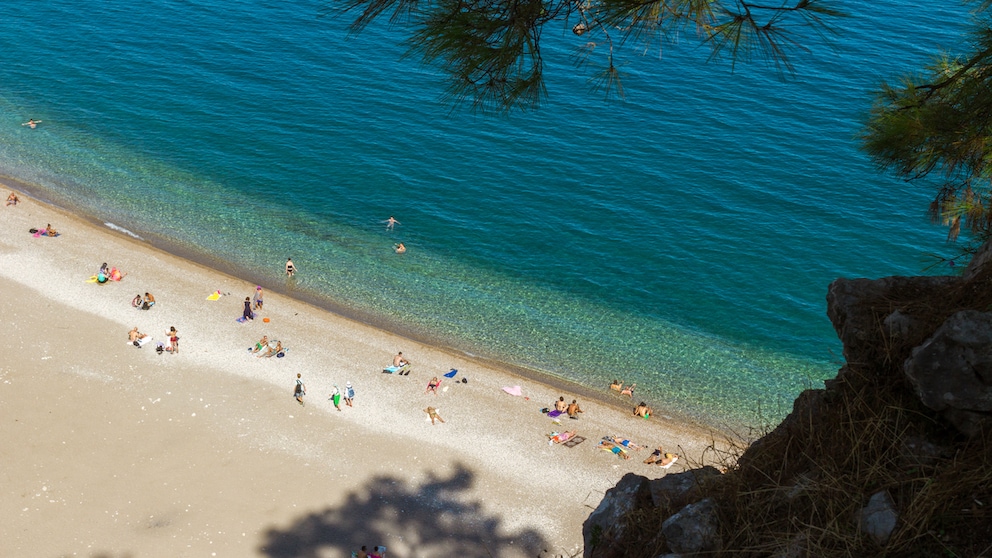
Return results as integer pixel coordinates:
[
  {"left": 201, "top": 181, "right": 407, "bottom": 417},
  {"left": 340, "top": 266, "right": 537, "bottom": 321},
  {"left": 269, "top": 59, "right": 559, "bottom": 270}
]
[
  {"left": 620, "top": 383, "right": 636, "bottom": 397},
  {"left": 634, "top": 402, "right": 652, "bottom": 419},
  {"left": 607, "top": 436, "right": 645, "bottom": 450},
  {"left": 252, "top": 335, "right": 269, "bottom": 354},
  {"left": 426, "top": 377, "right": 441, "bottom": 395},
  {"left": 644, "top": 447, "right": 665, "bottom": 464},
  {"left": 658, "top": 452, "right": 679, "bottom": 467},
  {"left": 128, "top": 327, "right": 148, "bottom": 344},
  {"left": 598, "top": 440, "right": 631, "bottom": 460},
  {"left": 609, "top": 379, "right": 623, "bottom": 392},
  {"left": 549, "top": 430, "right": 577, "bottom": 444},
  {"left": 257, "top": 339, "right": 283, "bottom": 358}
]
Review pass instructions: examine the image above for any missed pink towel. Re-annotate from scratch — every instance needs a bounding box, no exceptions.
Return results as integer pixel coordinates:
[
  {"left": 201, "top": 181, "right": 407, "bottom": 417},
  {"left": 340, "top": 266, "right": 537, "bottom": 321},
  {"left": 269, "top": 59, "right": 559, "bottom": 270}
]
[{"left": 502, "top": 386, "right": 523, "bottom": 396}]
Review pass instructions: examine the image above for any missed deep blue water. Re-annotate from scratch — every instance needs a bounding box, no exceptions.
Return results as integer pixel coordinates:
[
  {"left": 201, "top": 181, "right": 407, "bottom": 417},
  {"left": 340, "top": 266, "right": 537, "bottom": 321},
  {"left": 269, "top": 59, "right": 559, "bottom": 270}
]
[{"left": 0, "top": 1, "right": 971, "bottom": 428}]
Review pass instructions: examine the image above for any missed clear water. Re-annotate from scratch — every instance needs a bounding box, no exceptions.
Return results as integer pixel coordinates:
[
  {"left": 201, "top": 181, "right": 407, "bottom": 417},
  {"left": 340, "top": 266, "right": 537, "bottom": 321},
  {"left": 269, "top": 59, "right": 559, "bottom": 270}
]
[{"left": 0, "top": 0, "right": 969, "bottom": 428}]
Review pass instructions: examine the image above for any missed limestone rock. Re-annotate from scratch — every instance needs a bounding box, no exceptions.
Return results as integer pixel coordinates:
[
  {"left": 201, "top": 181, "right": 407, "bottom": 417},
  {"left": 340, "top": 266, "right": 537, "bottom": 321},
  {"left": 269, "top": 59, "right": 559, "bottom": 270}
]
[
  {"left": 649, "top": 466, "right": 722, "bottom": 510},
  {"left": 904, "top": 310, "right": 992, "bottom": 437},
  {"left": 583, "top": 473, "right": 651, "bottom": 558},
  {"left": 661, "top": 498, "right": 722, "bottom": 555}
]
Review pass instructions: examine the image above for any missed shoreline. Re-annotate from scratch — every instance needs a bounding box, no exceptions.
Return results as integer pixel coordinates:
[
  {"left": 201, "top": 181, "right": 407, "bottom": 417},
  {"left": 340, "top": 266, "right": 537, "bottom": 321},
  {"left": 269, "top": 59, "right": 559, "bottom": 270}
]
[
  {"left": 0, "top": 185, "right": 733, "bottom": 556},
  {"left": 1, "top": 174, "right": 735, "bottom": 434}
]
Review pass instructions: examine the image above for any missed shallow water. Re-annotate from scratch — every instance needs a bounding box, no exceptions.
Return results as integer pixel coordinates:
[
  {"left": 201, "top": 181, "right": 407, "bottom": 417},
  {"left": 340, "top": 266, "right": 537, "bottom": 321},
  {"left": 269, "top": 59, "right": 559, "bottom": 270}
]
[{"left": 0, "top": 0, "right": 969, "bottom": 428}]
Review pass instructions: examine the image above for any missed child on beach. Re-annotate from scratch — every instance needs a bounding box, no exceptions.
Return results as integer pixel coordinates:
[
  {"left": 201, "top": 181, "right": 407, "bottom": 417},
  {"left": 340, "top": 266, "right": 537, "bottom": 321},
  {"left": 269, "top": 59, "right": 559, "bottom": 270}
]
[{"left": 294, "top": 373, "right": 306, "bottom": 405}]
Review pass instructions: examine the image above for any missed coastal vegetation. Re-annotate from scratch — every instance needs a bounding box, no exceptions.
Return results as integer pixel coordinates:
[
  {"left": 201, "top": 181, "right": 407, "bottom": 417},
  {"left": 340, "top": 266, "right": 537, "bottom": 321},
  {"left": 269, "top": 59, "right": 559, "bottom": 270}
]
[{"left": 323, "top": 0, "right": 844, "bottom": 112}]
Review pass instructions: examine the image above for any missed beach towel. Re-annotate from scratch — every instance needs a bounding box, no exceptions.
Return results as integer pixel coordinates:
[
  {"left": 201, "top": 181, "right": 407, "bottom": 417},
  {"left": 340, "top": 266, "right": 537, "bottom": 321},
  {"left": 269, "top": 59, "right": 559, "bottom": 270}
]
[
  {"left": 563, "top": 436, "right": 586, "bottom": 448},
  {"left": 658, "top": 455, "right": 680, "bottom": 469},
  {"left": 444, "top": 368, "right": 458, "bottom": 378},
  {"left": 502, "top": 385, "right": 523, "bottom": 396},
  {"left": 383, "top": 365, "right": 402, "bottom": 374},
  {"left": 128, "top": 336, "right": 152, "bottom": 347},
  {"left": 547, "top": 410, "right": 563, "bottom": 418},
  {"left": 236, "top": 316, "right": 248, "bottom": 323},
  {"left": 206, "top": 290, "right": 221, "bottom": 301}
]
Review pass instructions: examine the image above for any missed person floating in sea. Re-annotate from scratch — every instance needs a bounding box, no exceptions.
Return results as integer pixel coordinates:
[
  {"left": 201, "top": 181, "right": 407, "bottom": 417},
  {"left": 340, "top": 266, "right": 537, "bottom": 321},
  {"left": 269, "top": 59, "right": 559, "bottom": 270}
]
[
  {"left": 384, "top": 216, "right": 400, "bottom": 231},
  {"left": 22, "top": 119, "right": 42, "bottom": 129},
  {"left": 285, "top": 257, "right": 296, "bottom": 277},
  {"left": 394, "top": 242, "right": 406, "bottom": 254}
]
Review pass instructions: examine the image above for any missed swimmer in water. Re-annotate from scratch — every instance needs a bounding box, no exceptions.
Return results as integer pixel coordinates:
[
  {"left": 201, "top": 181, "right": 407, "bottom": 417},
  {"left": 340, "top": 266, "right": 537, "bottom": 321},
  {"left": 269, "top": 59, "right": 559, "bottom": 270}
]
[
  {"left": 22, "top": 119, "right": 42, "bottom": 129},
  {"left": 394, "top": 242, "right": 406, "bottom": 254}
]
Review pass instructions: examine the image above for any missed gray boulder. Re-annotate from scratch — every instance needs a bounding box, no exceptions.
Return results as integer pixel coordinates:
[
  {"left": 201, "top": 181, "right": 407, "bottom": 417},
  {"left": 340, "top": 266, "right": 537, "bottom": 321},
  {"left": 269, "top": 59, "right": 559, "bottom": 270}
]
[{"left": 661, "top": 497, "right": 722, "bottom": 555}]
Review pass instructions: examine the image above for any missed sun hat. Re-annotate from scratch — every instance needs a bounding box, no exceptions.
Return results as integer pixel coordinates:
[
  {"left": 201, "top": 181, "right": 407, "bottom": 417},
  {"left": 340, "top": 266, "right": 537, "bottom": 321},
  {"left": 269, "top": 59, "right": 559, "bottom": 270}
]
[{"left": 346, "top": 381, "right": 352, "bottom": 388}]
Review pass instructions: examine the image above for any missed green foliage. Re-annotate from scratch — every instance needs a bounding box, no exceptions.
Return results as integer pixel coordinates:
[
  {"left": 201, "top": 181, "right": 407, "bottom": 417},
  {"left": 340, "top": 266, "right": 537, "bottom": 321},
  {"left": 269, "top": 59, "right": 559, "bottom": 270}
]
[
  {"left": 861, "top": 3, "right": 992, "bottom": 248},
  {"left": 322, "top": 0, "right": 844, "bottom": 112}
]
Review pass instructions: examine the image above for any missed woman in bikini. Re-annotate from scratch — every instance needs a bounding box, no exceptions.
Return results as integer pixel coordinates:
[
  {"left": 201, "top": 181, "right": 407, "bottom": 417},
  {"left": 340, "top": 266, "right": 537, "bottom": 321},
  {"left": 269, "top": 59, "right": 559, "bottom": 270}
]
[{"left": 167, "top": 326, "right": 179, "bottom": 354}]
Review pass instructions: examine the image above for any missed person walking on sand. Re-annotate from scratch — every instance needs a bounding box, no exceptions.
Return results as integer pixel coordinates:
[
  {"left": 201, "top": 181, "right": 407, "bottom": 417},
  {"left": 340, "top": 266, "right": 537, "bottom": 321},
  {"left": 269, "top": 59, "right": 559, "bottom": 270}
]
[
  {"left": 285, "top": 257, "right": 296, "bottom": 277},
  {"left": 243, "top": 296, "right": 254, "bottom": 321},
  {"left": 329, "top": 385, "right": 342, "bottom": 411},
  {"left": 344, "top": 381, "right": 355, "bottom": 407},
  {"left": 424, "top": 406, "right": 444, "bottom": 425},
  {"left": 384, "top": 216, "right": 400, "bottom": 231},
  {"left": 294, "top": 373, "right": 306, "bottom": 405},
  {"left": 567, "top": 399, "right": 584, "bottom": 420}
]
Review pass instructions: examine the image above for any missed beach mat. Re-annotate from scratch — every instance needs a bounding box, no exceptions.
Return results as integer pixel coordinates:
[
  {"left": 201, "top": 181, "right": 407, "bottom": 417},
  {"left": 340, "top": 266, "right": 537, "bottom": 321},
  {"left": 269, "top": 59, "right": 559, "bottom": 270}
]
[
  {"left": 206, "top": 290, "right": 221, "bottom": 301},
  {"left": 547, "top": 410, "right": 563, "bottom": 418},
  {"left": 444, "top": 368, "right": 458, "bottom": 378},
  {"left": 563, "top": 436, "right": 586, "bottom": 448}
]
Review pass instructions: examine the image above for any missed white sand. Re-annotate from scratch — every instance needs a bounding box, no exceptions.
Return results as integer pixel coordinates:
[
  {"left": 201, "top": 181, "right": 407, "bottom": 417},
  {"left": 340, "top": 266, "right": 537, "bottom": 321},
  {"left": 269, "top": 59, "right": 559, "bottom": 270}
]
[{"left": 0, "top": 190, "right": 728, "bottom": 557}]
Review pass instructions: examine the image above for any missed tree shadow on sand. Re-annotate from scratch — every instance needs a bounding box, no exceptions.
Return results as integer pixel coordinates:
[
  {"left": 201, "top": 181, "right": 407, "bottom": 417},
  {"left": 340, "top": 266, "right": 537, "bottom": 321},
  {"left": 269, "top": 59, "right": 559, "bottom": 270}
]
[{"left": 260, "top": 462, "right": 552, "bottom": 557}]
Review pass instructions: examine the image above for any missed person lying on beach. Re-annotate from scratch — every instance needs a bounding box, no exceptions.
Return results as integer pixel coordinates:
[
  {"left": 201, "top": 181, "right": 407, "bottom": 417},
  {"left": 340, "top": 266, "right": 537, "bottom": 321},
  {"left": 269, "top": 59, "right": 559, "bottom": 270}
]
[
  {"left": 609, "top": 379, "right": 623, "bottom": 392},
  {"left": 252, "top": 335, "right": 269, "bottom": 354},
  {"left": 128, "top": 327, "right": 148, "bottom": 343},
  {"left": 620, "top": 383, "right": 636, "bottom": 397},
  {"left": 597, "top": 440, "right": 631, "bottom": 460},
  {"left": 567, "top": 399, "right": 583, "bottom": 419},
  {"left": 634, "top": 402, "right": 652, "bottom": 419},
  {"left": 424, "top": 406, "right": 444, "bottom": 425},
  {"left": 426, "top": 376, "right": 441, "bottom": 395},
  {"left": 644, "top": 447, "right": 665, "bottom": 464},
  {"left": 6, "top": 192, "right": 18, "bottom": 206},
  {"left": 257, "top": 339, "right": 283, "bottom": 358},
  {"left": 549, "top": 430, "right": 577, "bottom": 444},
  {"left": 607, "top": 436, "right": 645, "bottom": 450}
]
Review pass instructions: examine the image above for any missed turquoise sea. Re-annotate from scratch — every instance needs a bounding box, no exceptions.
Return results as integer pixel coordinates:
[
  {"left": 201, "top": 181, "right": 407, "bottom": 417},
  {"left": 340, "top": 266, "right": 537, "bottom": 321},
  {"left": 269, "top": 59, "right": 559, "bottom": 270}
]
[{"left": 0, "top": 1, "right": 971, "bottom": 429}]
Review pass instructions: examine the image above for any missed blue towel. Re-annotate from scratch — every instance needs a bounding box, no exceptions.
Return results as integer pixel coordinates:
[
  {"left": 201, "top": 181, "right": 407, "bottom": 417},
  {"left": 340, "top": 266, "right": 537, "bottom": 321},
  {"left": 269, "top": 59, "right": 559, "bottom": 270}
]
[{"left": 444, "top": 369, "right": 458, "bottom": 378}]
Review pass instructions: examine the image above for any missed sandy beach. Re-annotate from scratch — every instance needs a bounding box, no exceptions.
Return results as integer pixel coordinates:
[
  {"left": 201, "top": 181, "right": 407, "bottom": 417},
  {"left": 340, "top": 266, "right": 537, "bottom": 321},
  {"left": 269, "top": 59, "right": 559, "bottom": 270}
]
[{"left": 0, "top": 189, "right": 727, "bottom": 557}]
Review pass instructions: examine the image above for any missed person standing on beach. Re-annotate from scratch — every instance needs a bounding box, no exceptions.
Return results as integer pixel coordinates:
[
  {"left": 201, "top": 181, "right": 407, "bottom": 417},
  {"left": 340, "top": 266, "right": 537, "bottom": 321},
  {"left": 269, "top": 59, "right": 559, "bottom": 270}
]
[
  {"left": 344, "top": 382, "right": 355, "bottom": 407},
  {"left": 294, "top": 373, "right": 306, "bottom": 405},
  {"left": 329, "top": 385, "right": 342, "bottom": 411},
  {"left": 285, "top": 258, "right": 296, "bottom": 277},
  {"left": 166, "top": 326, "right": 179, "bottom": 354},
  {"left": 243, "top": 296, "right": 254, "bottom": 320},
  {"left": 253, "top": 286, "right": 264, "bottom": 310}
]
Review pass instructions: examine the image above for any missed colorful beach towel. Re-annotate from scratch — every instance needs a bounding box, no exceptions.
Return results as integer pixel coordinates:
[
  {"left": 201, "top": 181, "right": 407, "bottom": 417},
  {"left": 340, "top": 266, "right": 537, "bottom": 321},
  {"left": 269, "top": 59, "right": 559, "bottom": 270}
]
[
  {"left": 547, "top": 410, "right": 563, "bottom": 418},
  {"left": 206, "top": 290, "right": 222, "bottom": 301}
]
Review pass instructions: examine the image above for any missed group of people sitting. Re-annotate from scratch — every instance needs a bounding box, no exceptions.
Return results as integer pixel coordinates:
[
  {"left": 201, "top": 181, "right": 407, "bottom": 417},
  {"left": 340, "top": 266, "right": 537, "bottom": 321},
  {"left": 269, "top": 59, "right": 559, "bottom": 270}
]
[
  {"left": 252, "top": 335, "right": 284, "bottom": 358},
  {"left": 609, "top": 379, "right": 636, "bottom": 397},
  {"left": 551, "top": 396, "right": 584, "bottom": 419},
  {"left": 131, "top": 292, "right": 155, "bottom": 310},
  {"left": 128, "top": 326, "right": 179, "bottom": 353},
  {"left": 95, "top": 262, "right": 126, "bottom": 284}
]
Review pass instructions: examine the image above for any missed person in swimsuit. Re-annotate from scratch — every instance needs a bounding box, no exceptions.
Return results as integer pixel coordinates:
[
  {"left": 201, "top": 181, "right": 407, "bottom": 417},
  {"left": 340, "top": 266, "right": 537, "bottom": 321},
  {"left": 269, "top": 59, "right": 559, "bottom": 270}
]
[
  {"left": 6, "top": 192, "right": 19, "bottom": 206},
  {"left": 384, "top": 216, "right": 400, "bottom": 230},
  {"left": 554, "top": 396, "right": 567, "bottom": 413},
  {"left": 620, "top": 383, "right": 636, "bottom": 397},
  {"left": 166, "top": 326, "right": 179, "bottom": 354},
  {"left": 253, "top": 286, "right": 264, "bottom": 310},
  {"left": 426, "top": 377, "right": 440, "bottom": 395},
  {"left": 285, "top": 257, "right": 296, "bottom": 277},
  {"left": 609, "top": 379, "right": 623, "bottom": 392},
  {"left": 634, "top": 402, "right": 652, "bottom": 419},
  {"left": 567, "top": 399, "right": 583, "bottom": 419},
  {"left": 394, "top": 242, "right": 406, "bottom": 254},
  {"left": 142, "top": 292, "right": 156, "bottom": 310},
  {"left": 22, "top": 119, "right": 41, "bottom": 128},
  {"left": 44, "top": 223, "right": 58, "bottom": 236},
  {"left": 424, "top": 406, "right": 444, "bottom": 425},
  {"left": 128, "top": 327, "right": 148, "bottom": 343}
]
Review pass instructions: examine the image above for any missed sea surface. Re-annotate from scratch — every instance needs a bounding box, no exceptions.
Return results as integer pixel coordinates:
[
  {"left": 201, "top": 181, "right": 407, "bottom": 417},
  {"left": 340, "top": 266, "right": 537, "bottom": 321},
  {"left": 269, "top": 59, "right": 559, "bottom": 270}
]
[{"left": 0, "top": 1, "right": 972, "bottom": 429}]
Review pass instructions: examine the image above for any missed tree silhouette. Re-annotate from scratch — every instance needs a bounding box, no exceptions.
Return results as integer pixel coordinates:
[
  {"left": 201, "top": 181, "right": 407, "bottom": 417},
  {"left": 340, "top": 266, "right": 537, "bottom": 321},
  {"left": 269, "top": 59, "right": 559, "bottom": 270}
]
[{"left": 260, "top": 462, "right": 551, "bottom": 557}]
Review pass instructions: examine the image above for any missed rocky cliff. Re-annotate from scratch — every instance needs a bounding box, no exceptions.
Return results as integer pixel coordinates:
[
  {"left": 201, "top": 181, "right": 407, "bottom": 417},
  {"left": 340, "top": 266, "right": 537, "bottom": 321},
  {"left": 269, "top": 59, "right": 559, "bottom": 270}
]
[{"left": 583, "top": 242, "right": 992, "bottom": 557}]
